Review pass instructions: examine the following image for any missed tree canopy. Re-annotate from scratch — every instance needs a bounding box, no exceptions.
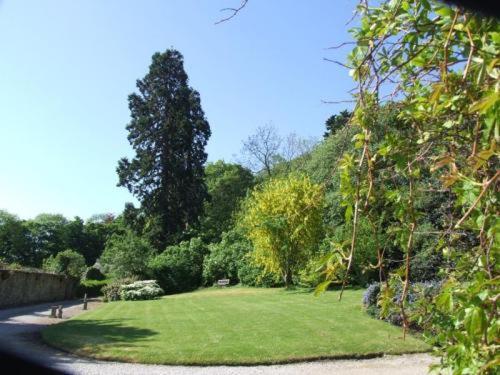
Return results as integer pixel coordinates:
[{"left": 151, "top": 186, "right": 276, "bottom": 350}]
[
  {"left": 323, "top": 110, "right": 351, "bottom": 138},
  {"left": 200, "top": 161, "right": 254, "bottom": 243}
]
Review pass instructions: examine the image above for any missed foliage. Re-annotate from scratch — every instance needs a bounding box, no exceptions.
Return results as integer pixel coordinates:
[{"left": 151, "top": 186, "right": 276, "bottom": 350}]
[
  {"left": 200, "top": 161, "right": 254, "bottom": 243},
  {"left": 236, "top": 255, "right": 282, "bottom": 287},
  {"left": 202, "top": 229, "right": 252, "bottom": 285},
  {"left": 0, "top": 210, "right": 32, "bottom": 265},
  {"left": 101, "top": 277, "right": 138, "bottom": 302},
  {"left": 296, "top": 253, "right": 328, "bottom": 288},
  {"left": 81, "top": 213, "right": 125, "bottom": 265},
  {"left": 100, "top": 231, "right": 154, "bottom": 279},
  {"left": 82, "top": 266, "right": 105, "bottom": 281},
  {"left": 0, "top": 210, "right": 123, "bottom": 268},
  {"left": 240, "top": 174, "right": 324, "bottom": 286},
  {"left": 318, "top": 1, "right": 499, "bottom": 372},
  {"left": 323, "top": 110, "right": 351, "bottom": 138},
  {"left": 77, "top": 279, "right": 109, "bottom": 298},
  {"left": 148, "top": 237, "right": 207, "bottom": 293},
  {"left": 42, "top": 288, "right": 428, "bottom": 365},
  {"left": 363, "top": 280, "right": 442, "bottom": 331},
  {"left": 120, "top": 280, "right": 164, "bottom": 301},
  {"left": 323, "top": 219, "right": 379, "bottom": 286},
  {"left": 292, "top": 124, "right": 359, "bottom": 226},
  {"left": 24, "top": 214, "right": 69, "bottom": 266},
  {"left": 117, "top": 49, "right": 211, "bottom": 250},
  {"left": 42, "top": 249, "right": 86, "bottom": 279}
]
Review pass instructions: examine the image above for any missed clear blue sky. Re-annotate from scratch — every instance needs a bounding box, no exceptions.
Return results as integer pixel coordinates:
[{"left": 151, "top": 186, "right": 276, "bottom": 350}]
[{"left": 0, "top": 0, "right": 356, "bottom": 220}]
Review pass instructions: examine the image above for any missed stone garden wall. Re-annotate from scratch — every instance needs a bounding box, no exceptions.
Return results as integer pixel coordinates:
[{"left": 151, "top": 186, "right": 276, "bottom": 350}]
[{"left": 0, "top": 269, "right": 77, "bottom": 308}]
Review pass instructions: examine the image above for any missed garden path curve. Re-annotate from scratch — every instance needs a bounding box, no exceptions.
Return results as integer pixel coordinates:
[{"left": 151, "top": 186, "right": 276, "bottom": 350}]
[{"left": 0, "top": 300, "right": 436, "bottom": 375}]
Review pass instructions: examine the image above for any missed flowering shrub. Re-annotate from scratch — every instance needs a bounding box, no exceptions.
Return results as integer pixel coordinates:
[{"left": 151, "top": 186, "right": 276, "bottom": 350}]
[
  {"left": 119, "top": 280, "right": 164, "bottom": 301},
  {"left": 102, "top": 277, "right": 138, "bottom": 302},
  {"left": 363, "top": 280, "right": 442, "bottom": 330},
  {"left": 362, "top": 282, "right": 381, "bottom": 308}
]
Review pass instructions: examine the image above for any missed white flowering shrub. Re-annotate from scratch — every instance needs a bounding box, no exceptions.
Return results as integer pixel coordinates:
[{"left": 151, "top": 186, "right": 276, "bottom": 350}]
[{"left": 119, "top": 280, "right": 164, "bottom": 301}]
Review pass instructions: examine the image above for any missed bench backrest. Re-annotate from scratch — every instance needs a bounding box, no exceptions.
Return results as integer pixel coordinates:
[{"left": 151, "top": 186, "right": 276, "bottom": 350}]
[{"left": 217, "top": 279, "right": 230, "bottom": 286}]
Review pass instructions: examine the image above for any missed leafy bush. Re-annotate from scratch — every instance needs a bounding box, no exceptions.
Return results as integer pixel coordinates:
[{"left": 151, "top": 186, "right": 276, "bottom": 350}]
[
  {"left": 83, "top": 266, "right": 105, "bottom": 281},
  {"left": 120, "top": 280, "right": 164, "bottom": 301},
  {"left": 77, "top": 279, "right": 109, "bottom": 297},
  {"left": 148, "top": 237, "right": 207, "bottom": 294},
  {"left": 363, "top": 280, "right": 442, "bottom": 330},
  {"left": 297, "top": 254, "right": 328, "bottom": 288},
  {"left": 42, "top": 249, "right": 86, "bottom": 279},
  {"left": 409, "top": 223, "right": 444, "bottom": 282},
  {"left": 102, "top": 277, "right": 138, "bottom": 302},
  {"left": 237, "top": 257, "right": 282, "bottom": 287},
  {"left": 100, "top": 231, "right": 154, "bottom": 279},
  {"left": 202, "top": 229, "right": 251, "bottom": 285},
  {"left": 327, "top": 219, "right": 379, "bottom": 286}
]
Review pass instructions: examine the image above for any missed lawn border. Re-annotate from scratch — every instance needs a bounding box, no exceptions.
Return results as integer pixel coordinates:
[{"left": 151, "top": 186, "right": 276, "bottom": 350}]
[{"left": 41, "top": 330, "right": 430, "bottom": 367}]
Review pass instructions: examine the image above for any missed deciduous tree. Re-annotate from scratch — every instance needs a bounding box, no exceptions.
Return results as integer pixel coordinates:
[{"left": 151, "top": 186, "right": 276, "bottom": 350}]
[
  {"left": 240, "top": 175, "right": 324, "bottom": 287},
  {"left": 200, "top": 161, "right": 254, "bottom": 242}
]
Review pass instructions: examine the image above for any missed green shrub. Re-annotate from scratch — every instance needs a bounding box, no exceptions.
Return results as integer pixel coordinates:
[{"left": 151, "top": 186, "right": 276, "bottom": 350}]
[
  {"left": 202, "top": 229, "right": 251, "bottom": 285},
  {"left": 362, "top": 280, "right": 442, "bottom": 330},
  {"left": 102, "top": 277, "right": 138, "bottom": 302},
  {"left": 83, "top": 266, "right": 105, "bottom": 281},
  {"left": 297, "top": 254, "right": 327, "bottom": 288},
  {"left": 77, "top": 279, "right": 109, "bottom": 297},
  {"left": 100, "top": 231, "right": 154, "bottom": 279},
  {"left": 148, "top": 237, "right": 207, "bottom": 294},
  {"left": 237, "top": 257, "right": 282, "bottom": 287},
  {"left": 326, "top": 219, "right": 379, "bottom": 286},
  {"left": 42, "top": 249, "right": 86, "bottom": 279},
  {"left": 119, "top": 280, "right": 164, "bottom": 301}
]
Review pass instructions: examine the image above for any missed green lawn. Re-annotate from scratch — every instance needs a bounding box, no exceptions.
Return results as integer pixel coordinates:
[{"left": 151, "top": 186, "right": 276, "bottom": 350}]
[{"left": 42, "top": 287, "right": 429, "bottom": 365}]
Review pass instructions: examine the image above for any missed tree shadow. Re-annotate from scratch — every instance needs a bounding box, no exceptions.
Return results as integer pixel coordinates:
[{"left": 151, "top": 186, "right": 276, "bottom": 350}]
[{"left": 43, "top": 318, "right": 158, "bottom": 352}]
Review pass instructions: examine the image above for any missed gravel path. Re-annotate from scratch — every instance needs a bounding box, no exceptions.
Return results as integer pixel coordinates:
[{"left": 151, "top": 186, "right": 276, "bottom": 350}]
[{"left": 0, "top": 300, "right": 436, "bottom": 374}]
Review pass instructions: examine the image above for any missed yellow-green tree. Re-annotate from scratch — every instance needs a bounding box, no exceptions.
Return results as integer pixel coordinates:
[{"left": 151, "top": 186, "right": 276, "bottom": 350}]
[{"left": 240, "top": 175, "right": 324, "bottom": 287}]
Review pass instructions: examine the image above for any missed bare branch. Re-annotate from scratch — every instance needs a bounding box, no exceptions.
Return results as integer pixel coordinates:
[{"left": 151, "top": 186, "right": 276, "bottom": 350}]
[
  {"left": 323, "top": 57, "right": 354, "bottom": 69},
  {"left": 321, "top": 99, "right": 356, "bottom": 105},
  {"left": 215, "top": 0, "right": 249, "bottom": 25},
  {"left": 241, "top": 123, "right": 282, "bottom": 176}
]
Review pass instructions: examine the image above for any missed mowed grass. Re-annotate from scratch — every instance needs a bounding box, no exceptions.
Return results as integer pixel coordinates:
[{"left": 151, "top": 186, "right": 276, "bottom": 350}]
[{"left": 42, "top": 287, "right": 429, "bottom": 365}]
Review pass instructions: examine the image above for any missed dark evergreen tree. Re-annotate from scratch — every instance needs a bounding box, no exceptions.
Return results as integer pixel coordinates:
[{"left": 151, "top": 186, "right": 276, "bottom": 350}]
[
  {"left": 117, "top": 49, "right": 211, "bottom": 249},
  {"left": 323, "top": 110, "right": 351, "bottom": 138}
]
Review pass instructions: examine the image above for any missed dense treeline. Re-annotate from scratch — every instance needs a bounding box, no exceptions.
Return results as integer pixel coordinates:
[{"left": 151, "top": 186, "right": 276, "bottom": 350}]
[
  {"left": 0, "top": 104, "right": 448, "bottom": 291},
  {"left": 0, "top": 211, "right": 120, "bottom": 268}
]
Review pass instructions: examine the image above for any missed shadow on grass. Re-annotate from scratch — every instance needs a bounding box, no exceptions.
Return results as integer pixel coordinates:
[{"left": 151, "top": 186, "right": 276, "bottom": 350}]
[{"left": 43, "top": 318, "right": 158, "bottom": 353}]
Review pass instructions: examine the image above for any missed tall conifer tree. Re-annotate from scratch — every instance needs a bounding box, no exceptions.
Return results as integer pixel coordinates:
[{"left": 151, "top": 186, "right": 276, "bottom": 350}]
[{"left": 117, "top": 49, "right": 210, "bottom": 249}]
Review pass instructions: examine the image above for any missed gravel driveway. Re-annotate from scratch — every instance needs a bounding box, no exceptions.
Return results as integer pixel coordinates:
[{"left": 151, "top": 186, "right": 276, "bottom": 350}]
[{"left": 0, "top": 300, "right": 436, "bottom": 374}]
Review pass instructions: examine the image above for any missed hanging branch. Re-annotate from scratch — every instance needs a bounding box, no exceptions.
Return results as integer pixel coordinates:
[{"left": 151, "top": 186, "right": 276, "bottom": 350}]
[
  {"left": 400, "top": 161, "right": 417, "bottom": 340},
  {"left": 454, "top": 170, "right": 500, "bottom": 229},
  {"left": 339, "top": 132, "right": 368, "bottom": 301},
  {"left": 215, "top": 0, "right": 249, "bottom": 24}
]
